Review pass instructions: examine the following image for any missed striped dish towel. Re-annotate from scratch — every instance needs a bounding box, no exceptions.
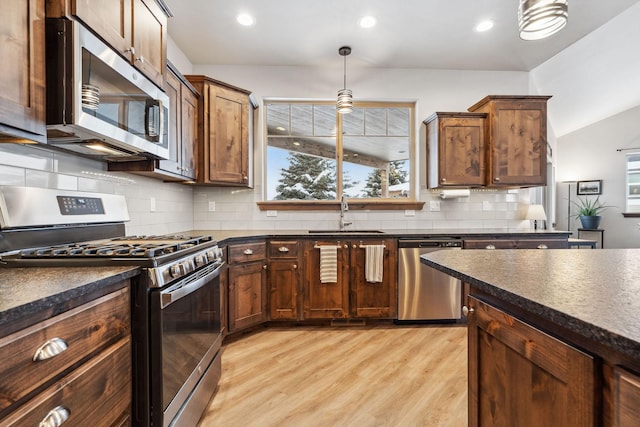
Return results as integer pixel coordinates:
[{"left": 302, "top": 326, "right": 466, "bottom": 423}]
[
  {"left": 319, "top": 245, "right": 338, "bottom": 283},
  {"left": 365, "top": 245, "right": 385, "bottom": 283}
]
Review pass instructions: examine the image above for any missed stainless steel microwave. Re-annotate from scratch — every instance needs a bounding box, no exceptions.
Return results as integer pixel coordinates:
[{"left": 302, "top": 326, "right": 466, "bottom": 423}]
[{"left": 45, "top": 18, "right": 169, "bottom": 161}]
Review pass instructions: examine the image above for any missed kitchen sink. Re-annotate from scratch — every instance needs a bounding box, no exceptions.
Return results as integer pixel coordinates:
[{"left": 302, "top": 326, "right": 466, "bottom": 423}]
[{"left": 308, "top": 230, "right": 384, "bottom": 234}]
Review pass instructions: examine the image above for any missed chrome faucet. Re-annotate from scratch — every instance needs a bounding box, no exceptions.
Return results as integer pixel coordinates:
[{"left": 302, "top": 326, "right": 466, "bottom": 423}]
[{"left": 339, "top": 194, "right": 352, "bottom": 231}]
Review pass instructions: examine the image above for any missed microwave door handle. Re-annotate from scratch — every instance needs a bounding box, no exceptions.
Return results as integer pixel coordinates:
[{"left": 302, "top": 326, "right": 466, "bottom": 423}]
[
  {"left": 160, "top": 264, "right": 223, "bottom": 309},
  {"left": 145, "top": 99, "right": 160, "bottom": 142}
]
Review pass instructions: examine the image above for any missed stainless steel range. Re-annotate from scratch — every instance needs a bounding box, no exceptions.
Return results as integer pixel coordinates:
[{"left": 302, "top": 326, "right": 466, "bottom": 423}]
[{"left": 0, "top": 186, "right": 224, "bottom": 427}]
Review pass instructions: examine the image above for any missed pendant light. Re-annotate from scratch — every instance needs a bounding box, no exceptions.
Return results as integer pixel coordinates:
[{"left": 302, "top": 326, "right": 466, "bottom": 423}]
[
  {"left": 337, "top": 46, "right": 353, "bottom": 114},
  {"left": 518, "top": 0, "right": 568, "bottom": 41}
]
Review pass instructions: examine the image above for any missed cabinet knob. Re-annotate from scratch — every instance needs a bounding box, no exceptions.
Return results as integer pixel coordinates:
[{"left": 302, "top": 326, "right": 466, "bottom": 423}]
[
  {"left": 343, "top": 244, "right": 348, "bottom": 249},
  {"left": 39, "top": 405, "right": 70, "bottom": 427},
  {"left": 263, "top": 264, "right": 267, "bottom": 270},
  {"left": 243, "top": 249, "right": 254, "bottom": 255},
  {"left": 293, "top": 264, "right": 298, "bottom": 269},
  {"left": 441, "top": 178, "right": 446, "bottom": 183},
  {"left": 494, "top": 177, "right": 501, "bottom": 182},
  {"left": 462, "top": 306, "right": 475, "bottom": 317},
  {"left": 135, "top": 55, "right": 145, "bottom": 64},
  {"left": 33, "top": 337, "right": 68, "bottom": 361},
  {"left": 485, "top": 244, "right": 496, "bottom": 250},
  {"left": 537, "top": 244, "right": 548, "bottom": 249},
  {"left": 124, "top": 46, "right": 135, "bottom": 55},
  {"left": 352, "top": 244, "right": 357, "bottom": 249}
]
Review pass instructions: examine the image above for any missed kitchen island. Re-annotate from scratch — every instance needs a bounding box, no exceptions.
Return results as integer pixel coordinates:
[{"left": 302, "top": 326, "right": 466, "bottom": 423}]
[{"left": 422, "top": 249, "right": 640, "bottom": 427}]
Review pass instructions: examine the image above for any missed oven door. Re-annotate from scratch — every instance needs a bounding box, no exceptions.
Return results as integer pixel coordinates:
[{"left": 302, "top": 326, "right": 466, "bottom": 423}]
[{"left": 150, "top": 263, "right": 223, "bottom": 427}]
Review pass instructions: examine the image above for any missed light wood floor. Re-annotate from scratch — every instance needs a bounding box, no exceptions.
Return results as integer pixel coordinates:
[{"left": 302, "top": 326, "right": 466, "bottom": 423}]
[{"left": 198, "top": 324, "right": 468, "bottom": 427}]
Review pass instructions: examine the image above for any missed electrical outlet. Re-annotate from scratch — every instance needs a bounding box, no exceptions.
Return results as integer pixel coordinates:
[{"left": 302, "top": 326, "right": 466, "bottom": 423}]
[
  {"left": 404, "top": 209, "right": 415, "bottom": 216},
  {"left": 429, "top": 201, "right": 441, "bottom": 212},
  {"left": 266, "top": 210, "right": 278, "bottom": 217},
  {"left": 150, "top": 197, "right": 156, "bottom": 212},
  {"left": 208, "top": 201, "right": 216, "bottom": 212}
]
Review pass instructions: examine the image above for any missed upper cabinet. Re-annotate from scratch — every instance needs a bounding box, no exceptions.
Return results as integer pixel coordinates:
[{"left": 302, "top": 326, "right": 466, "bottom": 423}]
[
  {"left": 47, "top": 0, "right": 168, "bottom": 88},
  {"left": 186, "top": 75, "right": 254, "bottom": 187},
  {"left": 0, "top": 0, "right": 46, "bottom": 143},
  {"left": 426, "top": 95, "right": 550, "bottom": 189},
  {"left": 468, "top": 95, "right": 550, "bottom": 187},
  {"left": 425, "top": 112, "right": 487, "bottom": 188}
]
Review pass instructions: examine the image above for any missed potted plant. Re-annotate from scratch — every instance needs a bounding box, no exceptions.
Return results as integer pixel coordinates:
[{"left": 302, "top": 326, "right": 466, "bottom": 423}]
[{"left": 570, "top": 196, "right": 613, "bottom": 230}]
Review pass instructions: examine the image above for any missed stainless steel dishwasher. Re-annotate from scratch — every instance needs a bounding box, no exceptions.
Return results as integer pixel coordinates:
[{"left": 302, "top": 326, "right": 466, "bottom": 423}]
[{"left": 397, "top": 238, "right": 462, "bottom": 322}]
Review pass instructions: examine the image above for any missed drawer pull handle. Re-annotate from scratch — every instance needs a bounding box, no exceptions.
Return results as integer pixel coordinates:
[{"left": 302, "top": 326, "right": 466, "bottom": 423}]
[
  {"left": 39, "top": 405, "right": 70, "bottom": 427},
  {"left": 243, "top": 249, "right": 254, "bottom": 255},
  {"left": 485, "top": 244, "right": 496, "bottom": 250},
  {"left": 537, "top": 244, "right": 548, "bottom": 249},
  {"left": 278, "top": 247, "right": 290, "bottom": 253},
  {"left": 33, "top": 337, "right": 68, "bottom": 361}
]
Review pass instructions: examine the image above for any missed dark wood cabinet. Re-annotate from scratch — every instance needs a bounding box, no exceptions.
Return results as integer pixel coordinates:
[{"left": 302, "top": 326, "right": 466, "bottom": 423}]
[
  {"left": 303, "top": 238, "right": 397, "bottom": 320},
  {"left": 0, "top": 285, "right": 131, "bottom": 425},
  {"left": 614, "top": 367, "right": 640, "bottom": 427},
  {"left": 268, "top": 241, "right": 301, "bottom": 321},
  {"left": 109, "top": 62, "right": 198, "bottom": 180},
  {"left": 228, "top": 241, "right": 267, "bottom": 332},
  {"left": 463, "top": 237, "right": 569, "bottom": 249},
  {"left": 48, "top": 0, "right": 167, "bottom": 88},
  {"left": 425, "top": 112, "right": 487, "bottom": 188},
  {"left": 468, "top": 95, "right": 550, "bottom": 187},
  {"left": 0, "top": 0, "right": 46, "bottom": 143},
  {"left": 467, "top": 295, "right": 595, "bottom": 427},
  {"left": 186, "top": 75, "right": 253, "bottom": 186}
]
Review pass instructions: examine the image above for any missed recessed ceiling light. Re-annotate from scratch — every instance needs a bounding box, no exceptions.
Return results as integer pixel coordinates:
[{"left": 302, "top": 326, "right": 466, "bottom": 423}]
[
  {"left": 359, "top": 16, "right": 376, "bottom": 28},
  {"left": 475, "top": 20, "right": 494, "bottom": 32},
  {"left": 292, "top": 141, "right": 301, "bottom": 146},
  {"left": 276, "top": 126, "right": 286, "bottom": 131},
  {"left": 236, "top": 13, "right": 255, "bottom": 26}
]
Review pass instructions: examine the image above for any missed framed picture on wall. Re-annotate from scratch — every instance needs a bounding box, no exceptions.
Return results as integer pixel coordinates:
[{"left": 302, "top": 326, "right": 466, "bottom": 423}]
[{"left": 577, "top": 180, "right": 602, "bottom": 195}]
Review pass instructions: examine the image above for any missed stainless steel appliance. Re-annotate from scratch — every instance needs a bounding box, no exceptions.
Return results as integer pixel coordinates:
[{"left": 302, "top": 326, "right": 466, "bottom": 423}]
[
  {"left": 0, "top": 187, "right": 223, "bottom": 427},
  {"left": 45, "top": 18, "right": 170, "bottom": 161},
  {"left": 397, "top": 238, "right": 462, "bottom": 321}
]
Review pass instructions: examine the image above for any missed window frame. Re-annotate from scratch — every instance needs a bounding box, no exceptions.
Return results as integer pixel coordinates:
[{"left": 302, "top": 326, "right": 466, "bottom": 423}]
[{"left": 258, "top": 99, "right": 423, "bottom": 211}]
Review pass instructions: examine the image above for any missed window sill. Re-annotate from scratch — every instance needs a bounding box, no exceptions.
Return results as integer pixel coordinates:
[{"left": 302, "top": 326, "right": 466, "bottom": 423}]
[
  {"left": 622, "top": 212, "right": 640, "bottom": 218},
  {"left": 257, "top": 200, "right": 425, "bottom": 211}
]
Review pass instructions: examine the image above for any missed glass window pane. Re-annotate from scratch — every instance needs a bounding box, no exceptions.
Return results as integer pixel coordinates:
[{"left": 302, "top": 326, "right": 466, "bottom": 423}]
[
  {"left": 388, "top": 108, "right": 410, "bottom": 136},
  {"left": 266, "top": 104, "right": 290, "bottom": 135},
  {"left": 365, "top": 108, "right": 387, "bottom": 135},
  {"left": 291, "top": 105, "right": 313, "bottom": 136},
  {"left": 313, "top": 105, "right": 337, "bottom": 136},
  {"left": 343, "top": 108, "right": 365, "bottom": 136}
]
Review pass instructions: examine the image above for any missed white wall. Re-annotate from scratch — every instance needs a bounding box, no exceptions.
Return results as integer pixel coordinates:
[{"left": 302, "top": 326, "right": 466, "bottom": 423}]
[{"left": 189, "top": 64, "right": 534, "bottom": 231}]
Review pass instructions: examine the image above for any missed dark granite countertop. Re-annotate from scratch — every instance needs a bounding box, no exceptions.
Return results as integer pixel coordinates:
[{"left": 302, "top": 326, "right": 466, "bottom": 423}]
[
  {"left": 188, "top": 229, "right": 571, "bottom": 243},
  {"left": 0, "top": 266, "right": 139, "bottom": 337},
  {"left": 422, "top": 249, "right": 640, "bottom": 362}
]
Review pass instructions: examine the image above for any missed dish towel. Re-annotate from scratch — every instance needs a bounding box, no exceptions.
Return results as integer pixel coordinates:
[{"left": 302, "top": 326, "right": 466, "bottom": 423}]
[
  {"left": 365, "top": 245, "right": 385, "bottom": 283},
  {"left": 319, "top": 245, "right": 338, "bottom": 283}
]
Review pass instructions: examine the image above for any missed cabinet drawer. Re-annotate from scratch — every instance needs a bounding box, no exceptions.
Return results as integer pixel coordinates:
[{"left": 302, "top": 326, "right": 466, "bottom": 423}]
[
  {"left": 268, "top": 241, "right": 299, "bottom": 258},
  {"left": 229, "top": 242, "right": 266, "bottom": 263},
  {"left": 463, "top": 239, "right": 566, "bottom": 249},
  {"left": 0, "top": 338, "right": 131, "bottom": 426},
  {"left": 0, "top": 288, "right": 130, "bottom": 414}
]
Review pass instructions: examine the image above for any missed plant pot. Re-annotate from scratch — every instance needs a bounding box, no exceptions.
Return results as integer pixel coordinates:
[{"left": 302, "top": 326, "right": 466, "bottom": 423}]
[{"left": 579, "top": 215, "right": 601, "bottom": 230}]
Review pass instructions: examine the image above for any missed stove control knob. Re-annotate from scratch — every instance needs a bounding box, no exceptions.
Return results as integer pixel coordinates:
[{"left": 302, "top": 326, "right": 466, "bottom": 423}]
[
  {"left": 170, "top": 264, "right": 182, "bottom": 278},
  {"left": 181, "top": 260, "right": 192, "bottom": 274},
  {"left": 195, "top": 254, "right": 206, "bottom": 267}
]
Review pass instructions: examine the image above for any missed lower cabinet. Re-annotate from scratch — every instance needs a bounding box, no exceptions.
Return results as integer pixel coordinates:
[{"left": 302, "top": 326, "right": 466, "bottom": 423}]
[
  {"left": 467, "top": 294, "right": 595, "bottom": 427},
  {"left": 268, "top": 240, "right": 301, "bottom": 321},
  {"left": 228, "top": 241, "right": 267, "bottom": 333},
  {"left": 463, "top": 237, "right": 568, "bottom": 249},
  {"left": 302, "top": 238, "right": 397, "bottom": 320},
  {"left": 0, "top": 285, "right": 131, "bottom": 425},
  {"left": 614, "top": 367, "right": 640, "bottom": 427}
]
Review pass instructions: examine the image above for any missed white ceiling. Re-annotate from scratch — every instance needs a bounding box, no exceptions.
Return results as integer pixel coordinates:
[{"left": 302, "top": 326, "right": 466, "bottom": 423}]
[{"left": 164, "top": 0, "right": 638, "bottom": 71}]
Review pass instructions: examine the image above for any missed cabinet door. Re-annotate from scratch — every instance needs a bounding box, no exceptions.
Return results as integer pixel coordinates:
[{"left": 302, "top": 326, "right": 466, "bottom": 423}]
[
  {"left": 0, "top": 0, "right": 46, "bottom": 142},
  {"left": 614, "top": 367, "right": 640, "bottom": 427},
  {"left": 350, "top": 239, "right": 397, "bottom": 318},
  {"left": 131, "top": 0, "right": 166, "bottom": 88},
  {"left": 426, "top": 113, "right": 486, "bottom": 188},
  {"left": 204, "top": 83, "right": 250, "bottom": 185},
  {"left": 303, "top": 241, "right": 349, "bottom": 319},
  {"left": 72, "top": 0, "right": 132, "bottom": 57},
  {"left": 268, "top": 260, "right": 300, "bottom": 320},
  {"left": 467, "top": 296, "right": 595, "bottom": 427},
  {"left": 228, "top": 261, "right": 267, "bottom": 332},
  {"left": 180, "top": 85, "right": 198, "bottom": 179}
]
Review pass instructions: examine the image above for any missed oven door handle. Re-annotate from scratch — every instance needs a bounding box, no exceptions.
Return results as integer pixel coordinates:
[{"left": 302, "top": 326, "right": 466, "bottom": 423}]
[{"left": 160, "top": 264, "right": 223, "bottom": 309}]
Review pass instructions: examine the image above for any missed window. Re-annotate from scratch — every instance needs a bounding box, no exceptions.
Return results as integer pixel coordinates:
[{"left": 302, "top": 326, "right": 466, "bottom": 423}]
[
  {"left": 626, "top": 153, "right": 640, "bottom": 212},
  {"left": 264, "top": 100, "right": 415, "bottom": 204}
]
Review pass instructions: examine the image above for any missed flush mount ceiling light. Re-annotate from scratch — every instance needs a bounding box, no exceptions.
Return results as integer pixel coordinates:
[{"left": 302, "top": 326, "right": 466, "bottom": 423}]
[
  {"left": 337, "top": 46, "right": 353, "bottom": 114},
  {"left": 359, "top": 16, "right": 377, "bottom": 28},
  {"left": 236, "top": 13, "right": 255, "bottom": 26},
  {"left": 475, "top": 20, "right": 494, "bottom": 32},
  {"left": 518, "top": 0, "right": 568, "bottom": 40}
]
